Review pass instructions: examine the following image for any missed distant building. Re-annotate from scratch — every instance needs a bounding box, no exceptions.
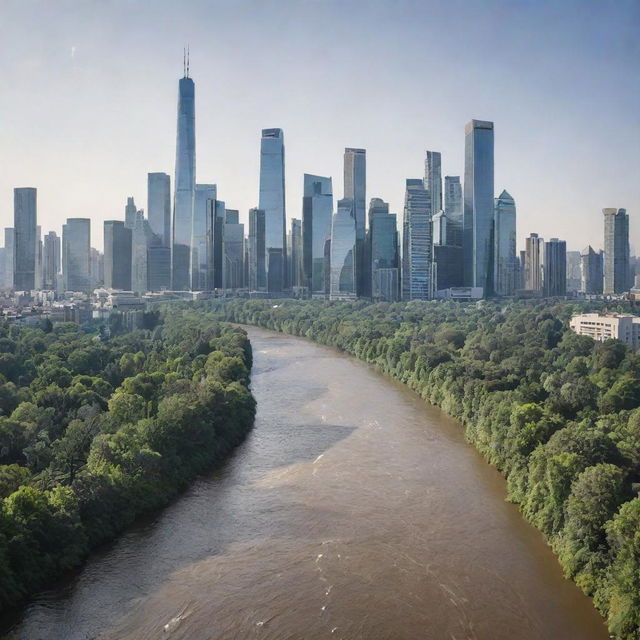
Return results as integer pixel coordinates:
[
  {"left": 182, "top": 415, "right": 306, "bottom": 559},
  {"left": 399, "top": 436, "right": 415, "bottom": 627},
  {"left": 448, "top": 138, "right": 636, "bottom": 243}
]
[
  {"left": 62, "top": 218, "right": 91, "bottom": 293},
  {"left": 42, "top": 231, "right": 60, "bottom": 291},
  {"left": 14, "top": 187, "right": 37, "bottom": 291},
  {"left": 90, "top": 247, "right": 103, "bottom": 290},
  {"left": 543, "top": 238, "right": 567, "bottom": 297},
  {"left": 132, "top": 210, "right": 150, "bottom": 295},
  {"left": 289, "top": 218, "right": 303, "bottom": 289},
  {"left": 3, "top": 228, "right": 14, "bottom": 289},
  {"left": 402, "top": 179, "right": 432, "bottom": 300},
  {"left": 368, "top": 198, "right": 399, "bottom": 301},
  {"left": 104, "top": 220, "right": 132, "bottom": 290},
  {"left": 424, "top": 151, "right": 443, "bottom": 216},
  {"left": 580, "top": 245, "right": 603, "bottom": 294},
  {"left": 566, "top": 251, "right": 581, "bottom": 294},
  {"left": 223, "top": 212, "right": 244, "bottom": 289},
  {"left": 248, "top": 208, "right": 266, "bottom": 291},
  {"left": 570, "top": 313, "right": 640, "bottom": 350},
  {"left": 124, "top": 196, "right": 137, "bottom": 230},
  {"left": 302, "top": 174, "right": 333, "bottom": 296},
  {"left": 147, "top": 172, "right": 171, "bottom": 247},
  {"left": 191, "top": 184, "right": 217, "bottom": 290},
  {"left": 330, "top": 198, "right": 356, "bottom": 300},
  {"left": 524, "top": 233, "right": 544, "bottom": 292},
  {"left": 493, "top": 190, "right": 518, "bottom": 296},
  {"left": 344, "top": 148, "right": 366, "bottom": 296},
  {"left": 444, "top": 176, "right": 463, "bottom": 247},
  {"left": 463, "top": 120, "right": 494, "bottom": 295},
  {"left": 603, "top": 208, "right": 630, "bottom": 294}
]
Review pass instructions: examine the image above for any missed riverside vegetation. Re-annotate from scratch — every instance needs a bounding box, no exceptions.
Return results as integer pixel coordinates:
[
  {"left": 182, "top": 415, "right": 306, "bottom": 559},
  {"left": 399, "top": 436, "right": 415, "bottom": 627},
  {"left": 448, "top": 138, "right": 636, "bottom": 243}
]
[
  {"left": 212, "top": 298, "right": 640, "bottom": 640},
  {"left": 0, "top": 309, "right": 255, "bottom": 612}
]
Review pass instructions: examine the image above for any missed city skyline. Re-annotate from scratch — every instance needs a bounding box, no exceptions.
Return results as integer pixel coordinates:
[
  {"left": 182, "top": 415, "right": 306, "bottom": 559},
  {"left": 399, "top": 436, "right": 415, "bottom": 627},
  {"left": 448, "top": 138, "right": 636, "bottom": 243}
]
[{"left": 1, "top": 0, "right": 637, "bottom": 252}]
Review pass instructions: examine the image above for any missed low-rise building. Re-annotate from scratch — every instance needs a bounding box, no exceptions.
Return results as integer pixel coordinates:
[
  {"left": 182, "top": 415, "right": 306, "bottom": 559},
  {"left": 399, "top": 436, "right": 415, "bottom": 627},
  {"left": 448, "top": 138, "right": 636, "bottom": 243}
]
[{"left": 569, "top": 313, "right": 640, "bottom": 350}]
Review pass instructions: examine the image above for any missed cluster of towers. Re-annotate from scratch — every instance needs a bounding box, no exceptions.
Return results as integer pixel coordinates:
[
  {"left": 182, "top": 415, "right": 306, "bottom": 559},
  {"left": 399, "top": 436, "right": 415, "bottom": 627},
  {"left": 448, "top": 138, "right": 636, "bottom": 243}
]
[{"left": 0, "top": 61, "right": 633, "bottom": 302}]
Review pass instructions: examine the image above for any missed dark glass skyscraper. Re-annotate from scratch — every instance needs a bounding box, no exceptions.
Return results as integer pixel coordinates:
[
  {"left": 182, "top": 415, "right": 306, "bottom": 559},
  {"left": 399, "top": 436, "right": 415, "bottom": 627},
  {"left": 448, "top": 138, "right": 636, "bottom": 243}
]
[
  {"left": 104, "top": 220, "right": 132, "bottom": 290},
  {"left": 603, "top": 207, "right": 630, "bottom": 294},
  {"left": 580, "top": 246, "right": 603, "bottom": 294},
  {"left": 302, "top": 174, "right": 333, "bottom": 296},
  {"left": 191, "top": 184, "right": 216, "bottom": 290},
  {"left": 444, "top": 176, "right": 463, "bottom": 247},
  {"left": 402, "top": 179, "right": 432, "bottom": 300},
  {"left": 248, "top": 207, "right": 266, "bottom": 291},
  {"left": 543, "top": 238, "right": 567, "bottom": 297},
  {"left": 330, "top": 198, "right": 356, "bottom": 300},
  {"left": 172, "top": 69, "right": 196, "bottom": 291},
  {"left": 494, "top": 190, "right": 518, "bottom": 296},
  {"left": 13, "top": 187, "right": 37, "bottom": 291},
  {"left": 62, "top": 218, "right": 91, "bottom": 293},
  {"left": 344, "top": 148, "right": 366, "bottom": 296},
  {"left": 259, "top": 128, "right": 287, "bottom": 292},
  {"left": 463, "top": 120, "right": 494, "bottom": 295},
  {"left": 148, "top": 172, "right": 171, "bottom": 246},
  {"left": 368, "top": 198, "right": 399, "bottom": 301}
]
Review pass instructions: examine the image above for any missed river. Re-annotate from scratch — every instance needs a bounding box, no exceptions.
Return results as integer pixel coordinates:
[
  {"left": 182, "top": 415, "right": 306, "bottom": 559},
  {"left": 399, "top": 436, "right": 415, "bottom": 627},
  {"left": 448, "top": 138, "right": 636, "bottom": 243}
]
[{"left": 2, "top": 326, "right": 608, "bottom": 639}]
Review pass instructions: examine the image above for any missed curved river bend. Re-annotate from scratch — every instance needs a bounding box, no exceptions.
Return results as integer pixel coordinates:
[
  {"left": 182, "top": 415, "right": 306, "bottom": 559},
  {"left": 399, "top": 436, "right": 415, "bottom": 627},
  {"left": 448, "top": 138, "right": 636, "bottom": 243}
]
[{"left": 2, "top": 327, "right": 607, "bottom": 640}]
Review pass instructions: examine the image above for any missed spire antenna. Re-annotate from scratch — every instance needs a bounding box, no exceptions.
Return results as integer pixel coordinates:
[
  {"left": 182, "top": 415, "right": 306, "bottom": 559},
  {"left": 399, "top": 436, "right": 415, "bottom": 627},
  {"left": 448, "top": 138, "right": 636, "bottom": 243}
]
[
  {"left": 183, "top": 47, "right": 186, "bottom": 77},
  {"left": 187, "top": 45, "right": 190, "bottom": 77}
]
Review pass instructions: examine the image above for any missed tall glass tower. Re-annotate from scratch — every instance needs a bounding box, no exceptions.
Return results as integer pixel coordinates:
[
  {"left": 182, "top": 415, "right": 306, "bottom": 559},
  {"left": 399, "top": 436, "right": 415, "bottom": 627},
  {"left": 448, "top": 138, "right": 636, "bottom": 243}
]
[
  {"left": 259, "top": 128, "right": 287, "bottom": 292},
  {"left": 424, "top": 151, "right": 442, "bottom": 215},
  {"left": 494, "top": 190, "right": 517, "bottom": 296},
  {"left": 148, "top": 172, "right": 171, "bottom": 246},
  {"left": 13, "top": 187, "right": 37, "bottom": 291},
  {"left": 191, "top": 184, "right": 216, "bottom": 290},
  {"left": 603, "top": 208, "right": 630, "bottom": 294},
  {"left": 344, "top": 148, "right": 366, "bottom": 296},
  {"left": 330, "top": 198, "right": 357, "bottom": 300},
  {"left": 62, "top": 218, "right": 91, "bottom": 293},
  {"left": 402, "top": 179, "right": 432, "bottom": 300},
  {"left": 463, "top": 120, "right": 494, "bottom": 295},
  {"left": 172, "top": 59, "right": 196, "bottom": 291}
]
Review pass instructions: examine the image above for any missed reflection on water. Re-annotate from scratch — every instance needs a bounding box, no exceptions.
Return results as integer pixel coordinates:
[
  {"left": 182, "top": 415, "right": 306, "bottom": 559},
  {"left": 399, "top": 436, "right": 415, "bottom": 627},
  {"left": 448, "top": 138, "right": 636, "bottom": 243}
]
[{"left": 2, "top": 327, "right": 608, "bottom": 640}]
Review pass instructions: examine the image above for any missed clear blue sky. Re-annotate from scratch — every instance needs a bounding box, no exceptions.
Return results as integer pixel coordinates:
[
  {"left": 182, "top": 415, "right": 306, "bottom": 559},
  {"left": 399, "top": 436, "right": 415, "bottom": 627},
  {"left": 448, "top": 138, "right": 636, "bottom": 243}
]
[{"left": 1, "top": 0, "right": 638, "bottom": 253}]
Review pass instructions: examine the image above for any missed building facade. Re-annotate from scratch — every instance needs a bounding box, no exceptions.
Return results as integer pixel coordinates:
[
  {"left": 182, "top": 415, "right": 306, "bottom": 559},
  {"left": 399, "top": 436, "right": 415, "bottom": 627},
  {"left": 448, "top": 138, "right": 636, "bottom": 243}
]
[
  {"left": 603, "top": 207, "right": 630, "bottom": 294},
  {"left": 104, "top": 220, "right": 132, "bottom": 290},
  {"left": 330, "top": 198, "right": 356, "bottom": 300},
  {"left": 248, "top": 208, "right": 266, "bottom": 291},
  {"left": 494, "top": 190, "right": 518, "bottom": 296},
  {"left": 62, "top": 218, "right": 91, "bottom": 293},
  {"left": 368, "top": 198, "right": 399, "bottom": 302},
  {"left": 191, "top": 184, "right": 217, "bottom": 290},
  {"left": 570, "top": 313, "right": 640, "bottom": 350},
  {"left": 402, "top": 179, "right": 432, "bottom": 300},
  {"left": 580, "top": 245, "right": 603, "bottom": 294},
  {"left": 543, "top": 238, "right": 567, "bottom": 297},
  {"left": 14, "top": 187, "right": 37, "bottom": 291},
  {"left": 148, "top": 172, "right": 171, "bottom": 247},
  {"left": 344, "top": 148, "right": 367, "bottom": 296},
  {"left": 524, "top": 233, "right": 544, "bottom": 291},
  {"left": 42, "top": 231, "right": 60, "bottom": 291}
]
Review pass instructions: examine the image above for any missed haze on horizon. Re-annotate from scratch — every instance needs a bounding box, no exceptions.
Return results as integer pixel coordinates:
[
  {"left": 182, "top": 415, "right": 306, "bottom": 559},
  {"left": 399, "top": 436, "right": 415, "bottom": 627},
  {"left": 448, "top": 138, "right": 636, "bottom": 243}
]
[{"left": 0, "top": 0, "right": 638, "bottom": 253}]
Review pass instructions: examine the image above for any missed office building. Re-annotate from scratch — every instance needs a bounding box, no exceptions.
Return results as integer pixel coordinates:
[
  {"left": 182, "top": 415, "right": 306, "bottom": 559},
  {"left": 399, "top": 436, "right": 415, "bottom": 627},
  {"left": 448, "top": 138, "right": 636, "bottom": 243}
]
[
  {"left": 62, "top": 218, "right": 91, "bottom": 293},
  {"left": 425, "top": 151, "right": 442, "bottom": 215},
  {"left": 248, "top": 208, "right": 266, "bottom": 291},
  {"left": 223, "top": 211, "right": 244, "bottom": 289},
  {"left": 132, "top": 210, "right": 150, "bottom": 295},
  {"left": 42, "top": 231, "right": 60, "bottom": 291},
  {"left": 494, "top": 190, "right": 518, "bottom": 296},
  {"left": 402, "top": 179, "right": 432, "bottom": 300},
  {"left": 172, "top": 63, "right": 196, "bottom": 291},
  {"left": 191, "top": 184, "right": 217, "bottom": 290},
  {"left": 570, "top": 313, "right": 640, "bottom": 350},
  {"left": 444, "top": 176, "right": 463, "bottom": 247},
  {"left": 302, "top": 174, "right": 333, "bottom": 296},
  {"left": 344, "top": 148, "right": 367, "bottom": 296},
  {"left": 368, "top": 198, "right": 399, "bottom": 301},
  {"left": 90, "top": 247, "right": 103, "bottom": 289},
  {"left": 148, "top": 173, "right": 171, "bottom": 246},
  {"left": 580, "top": 245, "right": 603, "bottom": 294},
  {"left": 3, "top": 229, "right": 14, "bottom": 289},
  {"left": 330, "top": 198, "right": 356, "bottom": 300},
  {"left": 104, "top": 220, "right": 132, "bottom": 290},
  {"left": 566, "top": 251, "right": 582, "bottom": 294},
  {"left": 524, "top": 233, "right": 544, "bottom": 291},
  {"left": 463, "top": 120, "right": 494, "bottom": 295},
  {"left": 259, "top": 128, "right": 287, "bottom": 292},
  {"left": 543, "top": 238, "right": 567, "bottom": 297},
  {"left": 14, "top": 187, "right": 37, "bottom": 290},
  {"left": 603, "top": 208, "right": 630, "bottom": 294},
  {"left": 124, "top": 197, "right": 137, "bottom": 230},
  {"left": 289, "top": 218, "right": 303, "bottom": 289}
]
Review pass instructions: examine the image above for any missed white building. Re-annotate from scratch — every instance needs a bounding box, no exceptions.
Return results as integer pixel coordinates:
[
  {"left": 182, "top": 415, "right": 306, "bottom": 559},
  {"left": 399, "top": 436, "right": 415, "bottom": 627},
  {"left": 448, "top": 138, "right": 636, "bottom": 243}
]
[{"left": 569, "top": 313, "right": 640, "bottom": 350}]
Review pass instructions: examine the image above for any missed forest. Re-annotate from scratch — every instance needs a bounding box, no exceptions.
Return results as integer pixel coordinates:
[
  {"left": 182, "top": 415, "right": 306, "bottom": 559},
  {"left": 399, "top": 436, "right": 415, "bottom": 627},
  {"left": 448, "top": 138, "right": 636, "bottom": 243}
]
[
  {"left": 0, "top": 309, "right": 255, "bottom": 612},
  {"left": 211, "top": 297, "right": 640, "bottom": 640}
]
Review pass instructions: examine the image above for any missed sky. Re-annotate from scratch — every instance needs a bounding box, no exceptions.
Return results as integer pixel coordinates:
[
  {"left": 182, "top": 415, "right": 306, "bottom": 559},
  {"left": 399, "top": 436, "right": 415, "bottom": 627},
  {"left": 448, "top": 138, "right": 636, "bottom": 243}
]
[{"left": 0, "top": 0, "right": 638, "bottom": 253}]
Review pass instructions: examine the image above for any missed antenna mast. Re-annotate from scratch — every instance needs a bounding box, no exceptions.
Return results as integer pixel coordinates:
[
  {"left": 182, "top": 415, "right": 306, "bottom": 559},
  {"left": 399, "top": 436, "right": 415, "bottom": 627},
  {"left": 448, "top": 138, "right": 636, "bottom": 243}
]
[{"left": 187, "top": 46, "right": 190, "bottom": 77}]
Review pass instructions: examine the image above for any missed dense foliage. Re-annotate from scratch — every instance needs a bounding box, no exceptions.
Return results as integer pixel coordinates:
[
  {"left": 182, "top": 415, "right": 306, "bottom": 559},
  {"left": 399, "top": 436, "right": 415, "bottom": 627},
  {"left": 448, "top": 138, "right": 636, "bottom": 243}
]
[
  {"left": 0, "top": 310, "right": 255, "bottom": 611},
  {"left": 213, "top": 298, "right": 640, "bottom": 639}
]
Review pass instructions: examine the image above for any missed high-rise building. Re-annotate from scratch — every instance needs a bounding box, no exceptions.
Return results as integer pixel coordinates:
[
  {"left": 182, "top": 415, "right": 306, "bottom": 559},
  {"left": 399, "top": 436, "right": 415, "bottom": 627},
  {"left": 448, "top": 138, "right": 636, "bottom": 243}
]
[
  {"left": 124, "top": 197, "right": 137, "bottom": 230},
  {"left": 259, "top": 128, "right": 287, "bottom": 292},
  {"left": 289, "top": 218, "right": 303, "bottom": 290},
  {"left": 62, "top": 218, "right": 91, "bottom": 292},
  {"left": 191, "top": 184, "right": 217, "bottom": 290},
  {"left": 524, "top": 233, "right": 544, "bottom": 291},
  {"left": 444, "top": 176, "right": 463, "bottom": 247},
  {"left": 248, "top": 208, "right": 266, "bottom": 291},
  {"left": 603, "top": 208, "right": 630, "bottom": 294},
  {"left": 402, "top": 179, "right": 432, "bottom": 300},
  {"left": 494, "top": 190, "right": 518, "bottom": 296},
  {"left": 432, "top": 209, "right": 463, "bottom": 293},
  {"left": 34, "top": 225, "right": 43, "bottom": 290},
  {"left": 566, "top": 251, "right": 582, "bottom": 294},
  {"left": 580, "top": 245, "right": 603, "bottom": 295},
  {"left": 344, "top": 148, "right": 366, "bottom": 296},
  {"left": 132, "top": 210, "right": 150, "bottom": 295},
  {"left": 90, "top": 247, "right": 103, "bottom": 290},
  {"left": 463, "top": 120, "right": 494, "bottom": 295},
  {"left": 302, "top": 174, "right": 333, "bottom": 296},
  {"left": 368, "top": 198, "right": 399, "bottom": 302},
  {"left": 424, "top": 151, "right": 442, "bottom": 215},
  {"left": 42, "top": 231, "right": 60, "bottom": 291},
  {"left": 330, "top": 198, "right": 356, "bottom": 300},
  {"left": 3, "top": 229, "right": 14, "bottom": 289},
  {"left": 543, "top": 238, "right": 567, "bottom": 297},
  {"left": 172, "top": 65, "right": 196, "bottom": 291},
  {"left": 222, "top": 210, "right": 244, "bottom": 289},
  {"left": 148, "top": 173, "right": 171, "bottom": 246},
  {"left": 104, "top": 220, "right": 132, "bottom": 290},
  {"left": 14, "top": 187, "right": 37, "bottom": 291}
]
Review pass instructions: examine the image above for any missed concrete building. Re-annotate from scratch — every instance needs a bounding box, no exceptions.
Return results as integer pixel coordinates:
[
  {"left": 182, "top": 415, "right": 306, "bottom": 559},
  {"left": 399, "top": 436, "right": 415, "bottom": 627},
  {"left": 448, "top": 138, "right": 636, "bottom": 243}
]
[
  {"left": 603, "top": 208, "right": 630, "bottom": 294},
  {"left": 524, "top": 233, "right": 544, "bottom": 292},
  {"left": 580, "top": 245, "right": 603, "bottom": 295},
  {"left": 543, "top": 238, "right": 567, "bottom": 297},
  {"left": 570, "top": 313, "right": 640, "bottom": 350},
  {"left": 62, "top": 218, "right": 91, "bottom": 293},
  {"left": 402, "top": 179, "right": 432, "bottom": 300},
  {"left": 14, "top": 187, "right": 37, "bottom": 291}
]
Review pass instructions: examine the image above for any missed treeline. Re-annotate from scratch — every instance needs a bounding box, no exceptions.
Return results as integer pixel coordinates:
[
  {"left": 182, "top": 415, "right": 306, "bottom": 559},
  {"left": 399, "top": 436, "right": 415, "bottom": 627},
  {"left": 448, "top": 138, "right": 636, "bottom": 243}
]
[
  {"left": 212, "top": 298, "right": 640, "bottom": 639},
  {"left": 0, "top": 309, "right": 255, "bottom": 612}
]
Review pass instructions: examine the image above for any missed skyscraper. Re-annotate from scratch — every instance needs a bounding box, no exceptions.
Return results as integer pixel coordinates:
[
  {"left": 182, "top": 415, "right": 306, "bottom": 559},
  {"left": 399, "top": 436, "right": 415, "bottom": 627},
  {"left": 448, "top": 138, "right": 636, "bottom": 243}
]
[
  {"left": 13, "top": 187, "right": 37, "bottom": 291},
  {"left": 248, "top": 207, "right": 266, "bottom": 291},
  {"left": 330, "top": 198, "right": 356, "bottom": 300},
  {"left": 543, "top": 238, "right": 567, "bottom": 297},
  {"left": 524, "top": 233, "right": 544, "bottom": 291},
  {"left": 62, "top": 218, "right": 91, "bottom": 293},
  {"left": 42, "top": 231, "right": 60, "bottom": 291},
  {"left": 402, "top": 179, "right": 432, "bottom": 300},
  {"left": 132, "top": 210, "right": 150, "bottom": 295},
  {"left": 424, "top": 151, "right": 442, "bottom": 215},
  {"left": 368, "top": 198, "right": 399, "bottom": 302},
  {"left": 344, "top": 148, "right": 366, "bottom": 296},
  {"left": 148, "top": 172, "right": 171, "bottom": 246},
  {"left": 463, "top": 120, "right": 494, "bottom": 295},
  {"left": 90, "top": 247, "right": 104, "bottom": 290},
  {"left": 603, "top": 207, "right": 630, "bottom": 294},
  {"left": 172, "top": 63, "right": 196, "bottom": 291},
  {"left": 191, "top": 184, "right": 217, "bottom": 290},
  {"left": 302, "top": 174, "right": 333, "bottom": 296},
  {"left": 494, "top": 190, "right": 518, "bottom": 296},
  {"left": 580, "top": 245, "right": 604, "bottom": 294},
  {"left": 289, "top": 218, "right": 303, "bottom": 289},
  {"left": 444, "top": 176, "right": 463, "bottom": 247},
  {"left": 3, "top": 229, "right": 14, "bottom": 290},
  {"left": 104, "top": 220, "right": 132, "bottom": 290},
  {"left": 259, "top": 128, "right": 287, "bottom": 292},
  {"left": 566, "top": 251, "right": 582, "bottom": 294},
  {"left": 124, "top": 197, "right": 137, "bottom": 230},
  {"left": 223, "top": 211, "right": 245, "bottom": 290},
  {"left": 432, "top": 209, "right": 464, "bottom": 293}
]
